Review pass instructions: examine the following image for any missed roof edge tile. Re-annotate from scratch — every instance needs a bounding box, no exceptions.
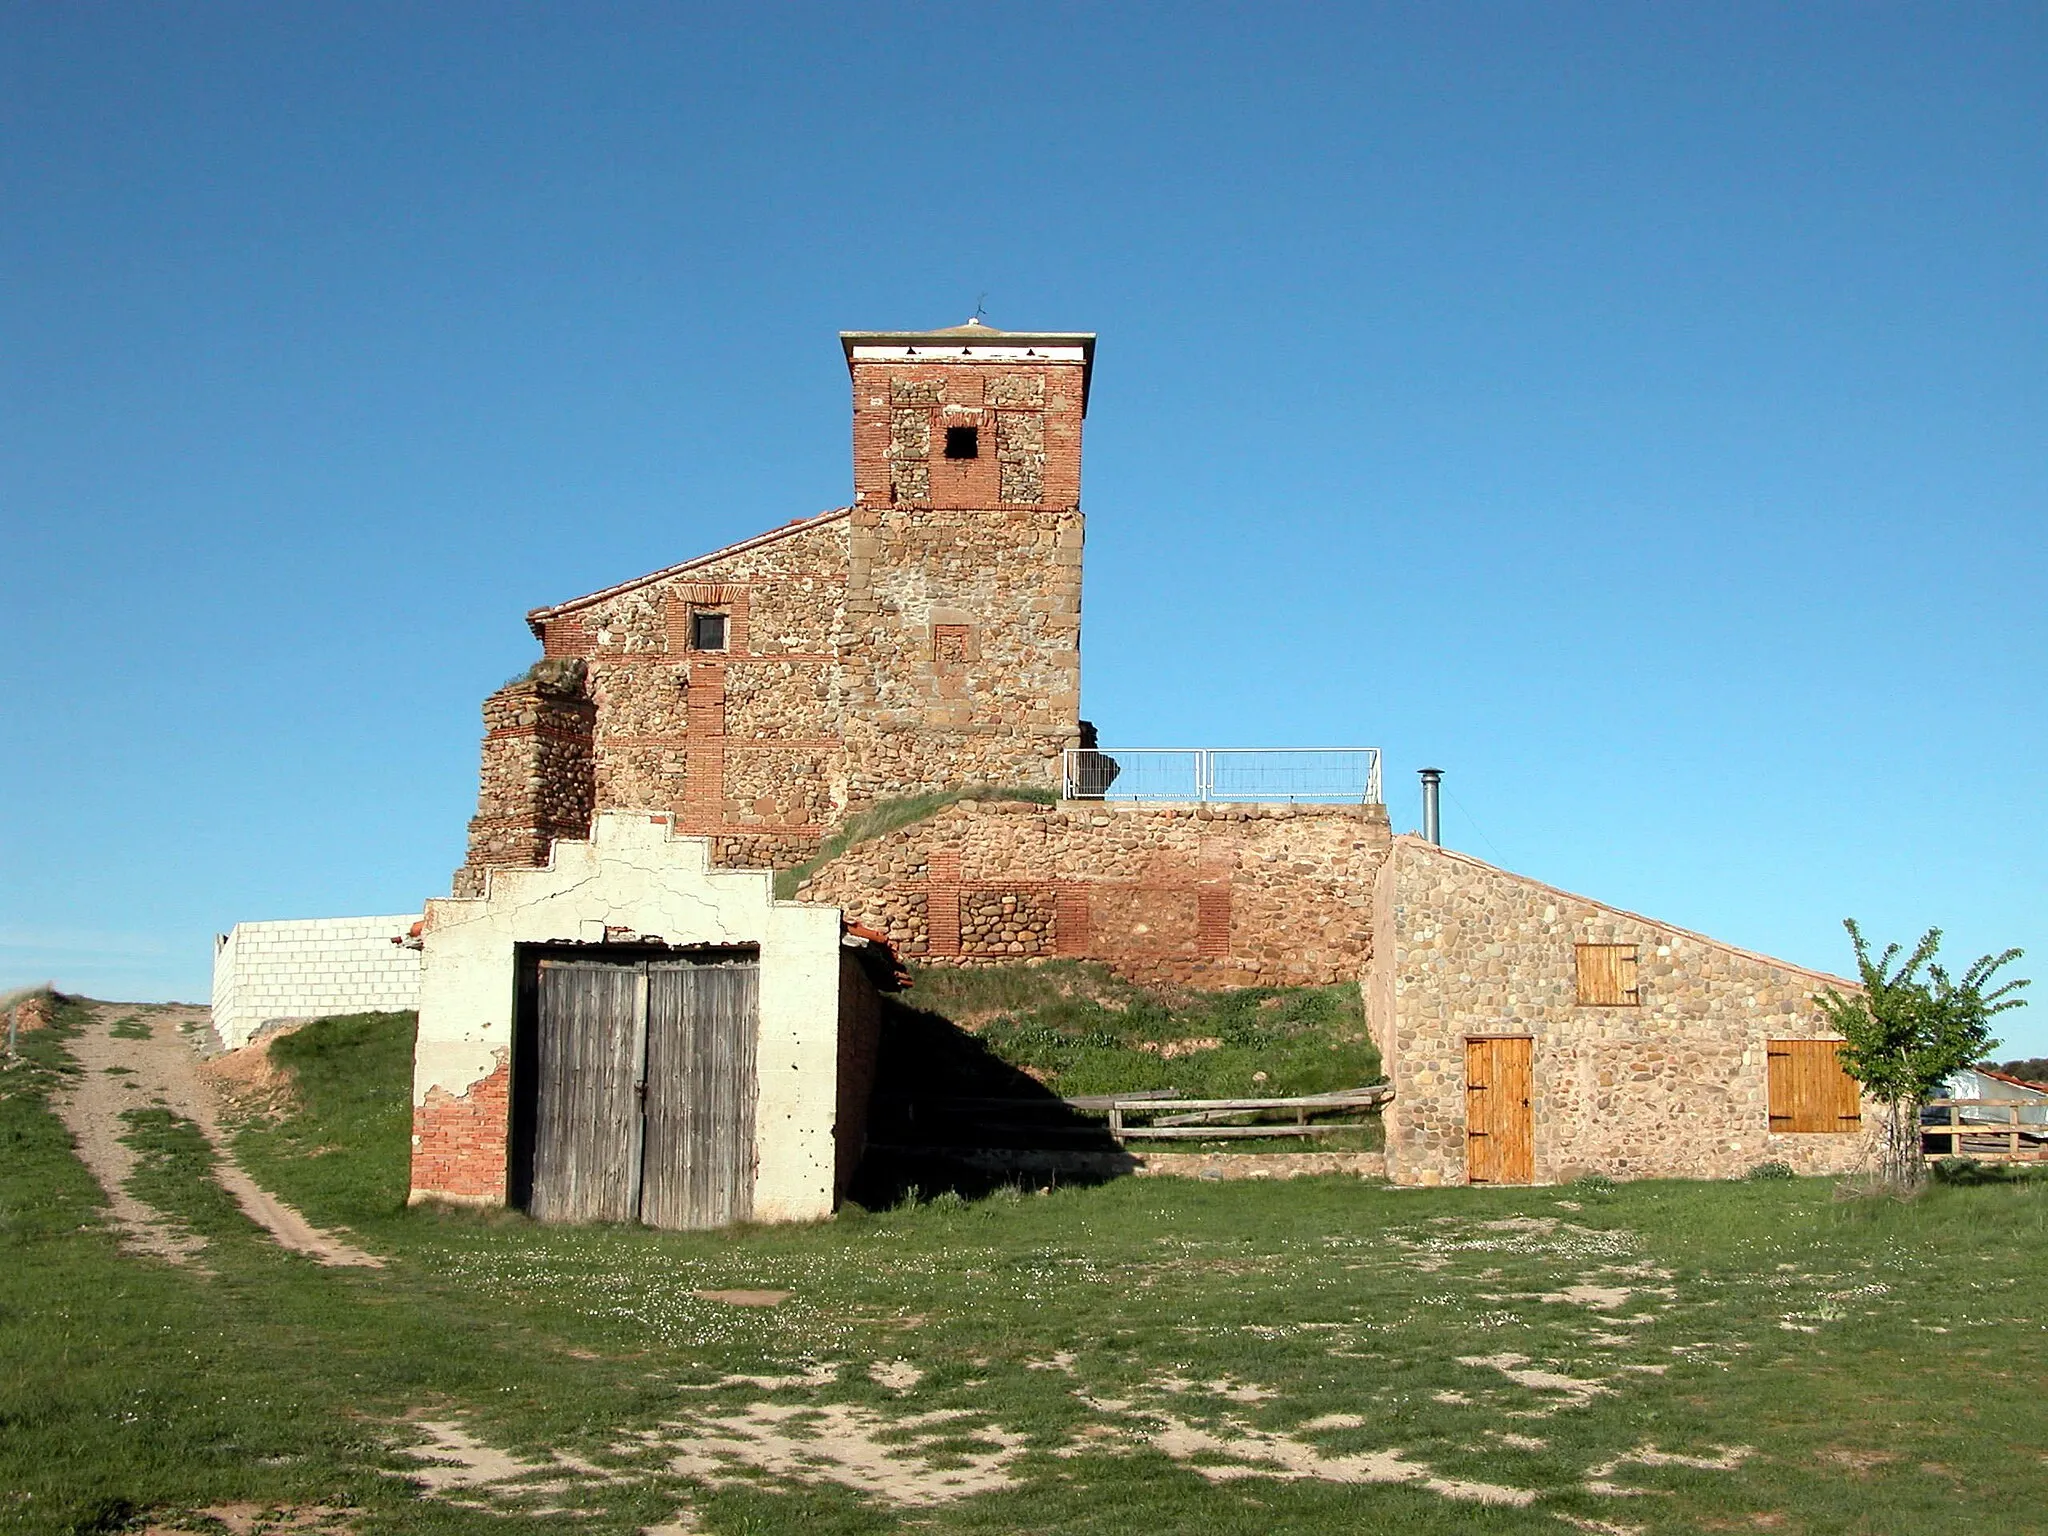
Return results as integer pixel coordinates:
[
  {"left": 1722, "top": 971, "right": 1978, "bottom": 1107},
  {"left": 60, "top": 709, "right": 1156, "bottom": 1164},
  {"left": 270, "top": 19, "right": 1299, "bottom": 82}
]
[{"left": 525, "top": 507, "right": 852, "bottom": 632}]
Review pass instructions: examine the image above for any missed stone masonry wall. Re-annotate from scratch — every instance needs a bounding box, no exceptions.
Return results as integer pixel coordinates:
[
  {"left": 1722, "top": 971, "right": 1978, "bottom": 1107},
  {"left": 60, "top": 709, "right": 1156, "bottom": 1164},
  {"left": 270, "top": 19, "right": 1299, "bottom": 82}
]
[
  {"left": 797, "top": 798, "right": 1392, "bottom": 987},
  {"left": 454, "top": 662, "right": 596, "bottom": 897},
  {"left": 530, "top": 513, "right": 852, "bottom": 874},
  {"left": 1368, "top": 837, "right": 1877, "bottom": 1186},
  {"left": 844, "top": 356, "right": 1084, "bottom": 803}
]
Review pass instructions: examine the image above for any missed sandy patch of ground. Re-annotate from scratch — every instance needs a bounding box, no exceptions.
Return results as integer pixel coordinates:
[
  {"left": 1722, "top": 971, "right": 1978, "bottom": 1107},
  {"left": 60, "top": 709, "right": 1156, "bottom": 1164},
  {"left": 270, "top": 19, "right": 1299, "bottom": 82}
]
[
  {"left": 869, "top": 1358, "right": 924, "bottom": 1393},
  {"left": 395, "top": 1418, "right": 625, "bottom": 1505},
  {"left": 198, "top": 1022, "right": 308, "bottom": 1113},
  {"left": 1458, "top": 1352, "right": 1614, "bottom": 1410},
  {"left": 1585, "top": 1443, "right": 1754, "bottom": 1496},
  {"left": 1140, "top": 1412, "right": 1536, "bottom": 1505},
  {"left": 628, "top": 1402, "right": 1030, "bottom": 1506},
  {"left": 677, "top": 1362, "right": 843, "bottom": 1392},
  {"left": 691, "top": 1288, "right": 789, "bottom": 1306},
  {"left": 1152, "top": 1373, "right": 1278, "bottom": 1404},
  {"left": 53, "top": 1003, "right": 381, "bottom": 1269},
  {"left": 1135, "top": 1037, "right": 1221, "bottom": 1059}
]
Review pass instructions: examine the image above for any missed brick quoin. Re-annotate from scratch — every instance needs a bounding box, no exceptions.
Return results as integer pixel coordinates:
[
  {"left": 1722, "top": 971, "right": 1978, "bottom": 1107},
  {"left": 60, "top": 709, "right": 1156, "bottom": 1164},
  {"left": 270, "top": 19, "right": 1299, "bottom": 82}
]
[
  {"left": 409, "top": 1055, "right": 511, "bottom": 1202},
  {"left": 1054, "top": 885, "right": 1092, "bottom": 956},
  {"left": 1197, "top": 885, "right": 1233, "bottom": 959},
  {"left": 926, "top": 848, "right": 962, "bottom": 956}
]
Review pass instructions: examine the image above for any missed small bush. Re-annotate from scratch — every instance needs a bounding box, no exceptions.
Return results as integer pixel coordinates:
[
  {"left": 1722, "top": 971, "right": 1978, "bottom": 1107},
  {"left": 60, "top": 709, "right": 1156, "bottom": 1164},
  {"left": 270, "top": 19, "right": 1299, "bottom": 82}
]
[{"left": 1746, "top": 1161, "right": 1795, "bottom": 1181}]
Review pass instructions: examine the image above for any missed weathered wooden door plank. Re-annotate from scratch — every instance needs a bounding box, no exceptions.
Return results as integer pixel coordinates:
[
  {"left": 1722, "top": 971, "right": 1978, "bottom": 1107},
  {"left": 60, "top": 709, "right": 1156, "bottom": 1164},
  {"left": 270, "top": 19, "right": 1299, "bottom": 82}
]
[
  {"left": 642, "top": 961, "right": 759, "bottom": 1230},
  {"left": 530, "top": 958, "right": 644, "bottom": 1223}
]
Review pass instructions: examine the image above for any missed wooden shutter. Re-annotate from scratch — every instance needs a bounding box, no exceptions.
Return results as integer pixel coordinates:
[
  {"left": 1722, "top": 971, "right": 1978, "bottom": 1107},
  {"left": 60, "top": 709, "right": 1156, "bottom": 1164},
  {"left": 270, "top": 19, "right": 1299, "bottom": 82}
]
[
  {"left": 1767, "top": 1039, "right": 1862, "bottom": 1133},
  {"left": 1576, "top": 944, "right": 1640, "bottom": 1006}
]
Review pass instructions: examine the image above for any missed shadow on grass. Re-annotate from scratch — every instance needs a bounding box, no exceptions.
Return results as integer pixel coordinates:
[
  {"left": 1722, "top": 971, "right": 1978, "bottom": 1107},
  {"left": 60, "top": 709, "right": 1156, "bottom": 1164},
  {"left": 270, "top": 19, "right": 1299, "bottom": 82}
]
[
  {"left": 848, "top": 997, "right": 1132, "bottom": 1207},
  {"left": 1930, "top": 1156, "right": 2048, "bottom": 1187}
]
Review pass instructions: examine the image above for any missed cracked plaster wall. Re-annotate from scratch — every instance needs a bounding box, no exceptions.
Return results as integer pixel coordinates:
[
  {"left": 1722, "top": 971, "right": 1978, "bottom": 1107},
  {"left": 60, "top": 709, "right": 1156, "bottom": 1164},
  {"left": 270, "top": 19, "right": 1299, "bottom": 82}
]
[{"left": 411, "top": 810, "right": 852, "bottom": 1223}]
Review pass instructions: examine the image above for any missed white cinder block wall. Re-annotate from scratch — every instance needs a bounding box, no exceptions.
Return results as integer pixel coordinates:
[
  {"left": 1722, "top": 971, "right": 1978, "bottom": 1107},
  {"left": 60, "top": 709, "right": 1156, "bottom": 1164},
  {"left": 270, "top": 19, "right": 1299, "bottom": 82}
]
[{"left": 211, "top": 915, "right": 423, "bottom": 1049}]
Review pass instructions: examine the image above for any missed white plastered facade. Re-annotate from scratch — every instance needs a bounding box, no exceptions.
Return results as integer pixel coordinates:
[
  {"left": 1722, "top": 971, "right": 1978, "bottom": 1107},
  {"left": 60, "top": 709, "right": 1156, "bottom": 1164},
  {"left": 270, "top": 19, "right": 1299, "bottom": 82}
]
[{"left": 412, "top": 809, "right": 851, "bottom": 1224}]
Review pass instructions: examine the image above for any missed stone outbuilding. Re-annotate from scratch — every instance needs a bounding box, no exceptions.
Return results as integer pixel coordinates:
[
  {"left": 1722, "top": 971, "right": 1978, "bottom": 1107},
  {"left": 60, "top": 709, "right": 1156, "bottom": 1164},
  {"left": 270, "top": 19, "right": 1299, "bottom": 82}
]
[
  {"left": 408, "top": 810, "right": 882, "bottom": 1226},
  {"left": 1368, "top": 837, "right": 1876, "bottom": 1185}
]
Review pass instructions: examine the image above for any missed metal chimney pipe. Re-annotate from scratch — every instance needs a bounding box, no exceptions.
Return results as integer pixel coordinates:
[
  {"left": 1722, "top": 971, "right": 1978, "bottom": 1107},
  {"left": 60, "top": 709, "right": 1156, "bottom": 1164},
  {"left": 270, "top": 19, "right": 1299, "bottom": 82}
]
[{"left": 1419, "top": 768, "right": 1443, "bottom": 845}]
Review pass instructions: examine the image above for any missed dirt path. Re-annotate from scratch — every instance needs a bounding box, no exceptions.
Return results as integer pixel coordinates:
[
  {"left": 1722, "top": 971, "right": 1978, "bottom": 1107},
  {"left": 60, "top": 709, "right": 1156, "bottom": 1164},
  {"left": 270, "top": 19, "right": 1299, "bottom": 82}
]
[{"left": 52, "top": 1002, "right": 383, "bottom": 1269}]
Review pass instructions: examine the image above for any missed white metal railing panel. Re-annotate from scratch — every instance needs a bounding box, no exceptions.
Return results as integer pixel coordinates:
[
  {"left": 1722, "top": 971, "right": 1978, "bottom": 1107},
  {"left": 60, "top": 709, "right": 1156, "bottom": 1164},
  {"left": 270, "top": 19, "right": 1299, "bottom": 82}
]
[{"left": 1063, "top": 747, "right": 1382, "bottom": 805}]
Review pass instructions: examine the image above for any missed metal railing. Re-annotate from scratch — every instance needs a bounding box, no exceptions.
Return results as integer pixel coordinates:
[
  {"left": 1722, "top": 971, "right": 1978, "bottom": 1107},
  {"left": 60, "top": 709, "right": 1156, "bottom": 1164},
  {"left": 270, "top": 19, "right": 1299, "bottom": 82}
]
[{"left": 1062, "top": 747, "right": 1382, "bottom": 805}]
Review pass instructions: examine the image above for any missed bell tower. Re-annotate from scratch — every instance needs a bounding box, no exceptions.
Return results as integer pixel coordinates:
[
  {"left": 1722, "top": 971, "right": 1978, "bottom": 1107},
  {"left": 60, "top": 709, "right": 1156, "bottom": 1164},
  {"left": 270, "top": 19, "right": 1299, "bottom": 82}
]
[{"left": 839, "top": 320, "right": 1094, "bottom": 801}]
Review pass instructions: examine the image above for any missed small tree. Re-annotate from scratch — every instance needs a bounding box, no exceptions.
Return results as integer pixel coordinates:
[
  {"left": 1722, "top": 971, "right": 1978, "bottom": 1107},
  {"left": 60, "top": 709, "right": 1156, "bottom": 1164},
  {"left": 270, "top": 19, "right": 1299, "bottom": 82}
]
[{"left": 1816, "top": 920, "right": 2029, "bottom": 1191}]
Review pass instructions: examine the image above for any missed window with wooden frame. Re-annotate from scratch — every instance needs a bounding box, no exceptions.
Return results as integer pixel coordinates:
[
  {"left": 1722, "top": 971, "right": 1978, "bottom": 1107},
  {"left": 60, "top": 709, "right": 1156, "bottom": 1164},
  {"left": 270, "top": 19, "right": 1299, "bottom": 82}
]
[
  {"left": 1767, "top": 1039, "right": 1863, "bottom": 1133},
  {"left": 688, "top": 610, "right": 728, "bottom": 652},
  {"left": 1575, "top": 943, "right": 1640, "bottom": 1006}
]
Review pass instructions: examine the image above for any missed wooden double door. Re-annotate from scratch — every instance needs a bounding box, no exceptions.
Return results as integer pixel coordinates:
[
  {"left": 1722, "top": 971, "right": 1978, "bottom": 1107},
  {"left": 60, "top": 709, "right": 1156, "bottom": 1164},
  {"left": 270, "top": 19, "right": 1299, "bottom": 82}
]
[
  {"left": 524, "top": 954, "right": 760, "bottom": 1229},
  {"left": 1465, "top": 1036, "right": 1534, "bottom": 1185}
]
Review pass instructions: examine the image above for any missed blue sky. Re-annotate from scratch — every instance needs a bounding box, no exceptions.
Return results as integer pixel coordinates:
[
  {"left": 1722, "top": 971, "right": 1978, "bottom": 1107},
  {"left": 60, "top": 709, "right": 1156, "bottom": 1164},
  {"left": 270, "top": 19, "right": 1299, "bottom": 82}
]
[{"left": 4, "top": 4, "right": 2042, "bottom": 1049}]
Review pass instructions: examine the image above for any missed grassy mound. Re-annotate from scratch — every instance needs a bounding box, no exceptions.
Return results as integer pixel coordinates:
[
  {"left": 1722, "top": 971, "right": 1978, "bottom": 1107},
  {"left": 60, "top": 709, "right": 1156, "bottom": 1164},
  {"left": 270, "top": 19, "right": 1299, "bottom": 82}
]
[
  {"left": 900, "top": 961, "right": 1381, "bottom": 1100},
  {"left": 233, "top": 1010, "right": 417, "bottom": 1226}
]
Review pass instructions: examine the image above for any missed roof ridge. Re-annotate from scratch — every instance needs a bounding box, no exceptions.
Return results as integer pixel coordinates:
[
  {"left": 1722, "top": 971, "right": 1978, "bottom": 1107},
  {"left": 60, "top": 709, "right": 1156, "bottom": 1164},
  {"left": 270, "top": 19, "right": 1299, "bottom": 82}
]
[
  {"left": 1390, "top": 834, "right": 1859, "bottom": 990},
  {"left": 526, "top": 507, "right": 852, "bottom": 628}
]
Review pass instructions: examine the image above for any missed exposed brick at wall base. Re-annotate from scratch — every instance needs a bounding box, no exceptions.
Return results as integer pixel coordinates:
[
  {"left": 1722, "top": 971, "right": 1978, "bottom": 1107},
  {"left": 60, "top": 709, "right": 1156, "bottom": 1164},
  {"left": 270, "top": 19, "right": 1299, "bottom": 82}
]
[
  {"left": 409, "top": 1053, "right": 511, "bottom": 1203},
  {"left": 1367, "top": 837, "right": 1878, "bottom": 1187},
  {"left": 797, "top": 798, "right": 1392, "bottom": 987}
]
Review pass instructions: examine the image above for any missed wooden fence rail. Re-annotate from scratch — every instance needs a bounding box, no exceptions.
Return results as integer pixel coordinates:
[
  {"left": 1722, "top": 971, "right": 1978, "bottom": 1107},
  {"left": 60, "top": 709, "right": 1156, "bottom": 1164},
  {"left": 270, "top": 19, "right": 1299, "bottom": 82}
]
[
  {"left": 1104, "top": 1085, "right": 1391, "bottom": 1145},
  {"left": 1922, "top": 1098, "right": 2048, "bottom": 1163},
  {"left": 893, "top": 1085, "right": 1393, "bottom": 1147}
]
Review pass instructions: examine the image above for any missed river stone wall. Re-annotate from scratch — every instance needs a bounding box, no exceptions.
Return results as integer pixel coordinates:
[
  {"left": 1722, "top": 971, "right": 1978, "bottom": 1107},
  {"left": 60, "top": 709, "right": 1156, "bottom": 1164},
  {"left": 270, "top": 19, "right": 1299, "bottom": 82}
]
[{"left": 1367, "top": 836, "right": 1877, "bottom": 1185}]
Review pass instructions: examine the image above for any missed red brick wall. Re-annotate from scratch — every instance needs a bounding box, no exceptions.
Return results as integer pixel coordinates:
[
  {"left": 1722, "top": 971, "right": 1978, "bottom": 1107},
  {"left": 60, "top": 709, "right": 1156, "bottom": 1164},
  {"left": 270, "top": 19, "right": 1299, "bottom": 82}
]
[{"left": 409, "top": 1053, "right": 510, "bottom": 1203}]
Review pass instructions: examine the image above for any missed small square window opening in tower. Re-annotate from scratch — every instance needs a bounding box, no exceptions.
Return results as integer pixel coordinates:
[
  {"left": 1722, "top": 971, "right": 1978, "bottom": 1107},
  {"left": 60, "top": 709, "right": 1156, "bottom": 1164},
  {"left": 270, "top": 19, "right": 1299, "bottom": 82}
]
[
  {"left": 690, "top": 611, "right": 728, "bottom": 651},
  {"left": 944, "top": 425, "right": 979, "bottom": 459}
]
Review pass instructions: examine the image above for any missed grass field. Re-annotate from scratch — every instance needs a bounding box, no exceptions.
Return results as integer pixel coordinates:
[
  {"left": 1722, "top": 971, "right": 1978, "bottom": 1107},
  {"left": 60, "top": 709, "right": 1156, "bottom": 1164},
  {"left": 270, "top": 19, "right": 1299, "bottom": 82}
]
[
  {"left": 897, "top": 962, "right": 1380, "bottom": 1102},
  {"left": 3, "top": 997, "right": 2046, "bottom": 1535}
]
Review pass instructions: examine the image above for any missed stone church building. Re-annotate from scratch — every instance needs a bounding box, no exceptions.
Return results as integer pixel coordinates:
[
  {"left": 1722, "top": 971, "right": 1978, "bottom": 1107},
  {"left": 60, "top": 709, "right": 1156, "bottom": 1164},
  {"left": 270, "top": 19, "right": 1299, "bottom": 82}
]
[
  {"left": 388, "top": 318, "right": 1875, "bottom": 1212},
  {"left": 455, "top": 321, "right": 1092, "bottom": 888}
]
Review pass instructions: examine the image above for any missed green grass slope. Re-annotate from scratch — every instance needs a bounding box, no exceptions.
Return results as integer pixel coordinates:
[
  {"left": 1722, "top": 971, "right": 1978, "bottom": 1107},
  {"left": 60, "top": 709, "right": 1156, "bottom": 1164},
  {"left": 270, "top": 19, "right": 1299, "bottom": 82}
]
[
  {"left": 4, "top": 1000, "right": 2047, "bottom": 1534},
  {"left": 899, "top": 961, "right": 1380, "bottom": 1100}
]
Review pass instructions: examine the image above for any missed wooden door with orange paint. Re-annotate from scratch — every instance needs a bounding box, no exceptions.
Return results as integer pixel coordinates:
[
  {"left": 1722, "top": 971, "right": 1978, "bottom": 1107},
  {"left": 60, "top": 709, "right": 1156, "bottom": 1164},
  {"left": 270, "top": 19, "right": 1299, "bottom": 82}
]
[{"left": 1466, "top": 1036, "right": 1534, "bottom": 1185}]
